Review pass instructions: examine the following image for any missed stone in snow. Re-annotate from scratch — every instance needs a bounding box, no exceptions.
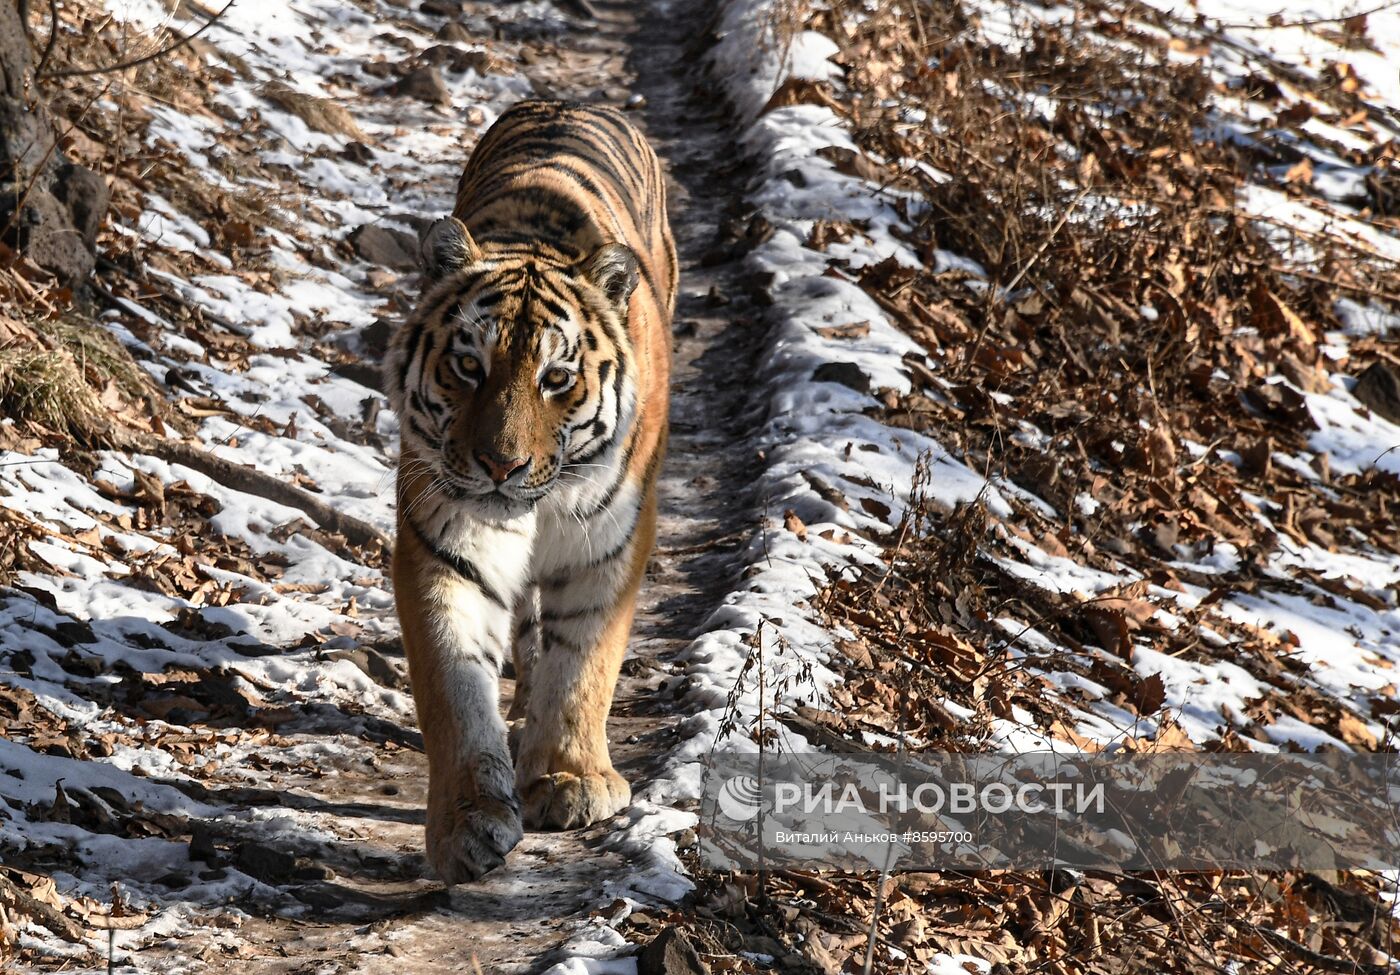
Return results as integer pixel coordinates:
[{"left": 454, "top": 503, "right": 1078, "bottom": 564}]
[{"left": 348, "top": 224, "right": 419, "bottom": 270}]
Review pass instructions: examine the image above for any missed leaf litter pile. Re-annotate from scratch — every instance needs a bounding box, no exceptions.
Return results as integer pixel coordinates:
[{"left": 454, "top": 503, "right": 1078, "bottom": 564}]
[{"left": 648, "top": 1, "right": 1400, "bottom": 972}]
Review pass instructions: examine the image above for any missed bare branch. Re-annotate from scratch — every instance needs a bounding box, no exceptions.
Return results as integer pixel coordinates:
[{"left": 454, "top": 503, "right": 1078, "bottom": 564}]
[
  {"left": 35, "top": 0, "right": 60, "bottom": 79},
  {"left": 38, "top": 0, "right": 235, "bottom": 80}
]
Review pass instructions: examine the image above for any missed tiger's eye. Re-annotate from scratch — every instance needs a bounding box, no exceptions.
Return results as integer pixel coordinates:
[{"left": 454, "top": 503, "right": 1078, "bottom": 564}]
[
  {"left": 542, "top": 367, "right": 571, "bottom": 390},
  {"left": 459, "top": 354, "right": 482, "bottom": 376}
]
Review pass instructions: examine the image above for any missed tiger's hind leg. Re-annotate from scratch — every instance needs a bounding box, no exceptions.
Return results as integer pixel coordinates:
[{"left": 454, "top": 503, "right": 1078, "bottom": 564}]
[
  {"left": 507, "top": 584, "right": 540, "bottom": 724},
  {"left": 507, "top": 585, "right": 540, "bottom": 764}
]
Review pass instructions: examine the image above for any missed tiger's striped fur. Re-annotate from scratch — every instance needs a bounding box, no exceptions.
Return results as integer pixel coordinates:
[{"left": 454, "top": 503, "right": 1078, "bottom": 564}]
[{"left": 384, "top": 101, "right": 675, "bottom": 883}]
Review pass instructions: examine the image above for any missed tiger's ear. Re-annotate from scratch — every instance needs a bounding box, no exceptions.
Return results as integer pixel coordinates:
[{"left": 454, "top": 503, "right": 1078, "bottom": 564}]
[
  {"left": 420, "top": 217, "right": 480, "bottom": 280},
  {"left": 584, "top": 243, "right": 639, "bottom": 307}
]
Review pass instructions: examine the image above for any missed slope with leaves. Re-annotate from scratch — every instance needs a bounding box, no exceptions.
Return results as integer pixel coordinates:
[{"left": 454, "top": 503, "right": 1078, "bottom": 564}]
[{"left": 642, "top": 0, "right": 1400, "bottom": 971}]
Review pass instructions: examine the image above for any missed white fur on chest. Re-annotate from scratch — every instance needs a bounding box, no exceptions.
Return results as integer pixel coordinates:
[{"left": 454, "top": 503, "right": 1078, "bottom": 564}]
[
  {"left": 420, "top": 468, "right": 637, "bottom": 601},
  {"left": 539, "top": 486, "right": 638, "bottom": 568}
]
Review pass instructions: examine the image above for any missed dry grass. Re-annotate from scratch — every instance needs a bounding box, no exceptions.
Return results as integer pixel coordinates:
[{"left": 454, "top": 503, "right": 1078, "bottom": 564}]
[
  {"left": 0, "top": 298, "right": 160, "bottom": 442},
  {"left": 262, "top": 81, "right": 366, "bottom": 140},
  {"left": 0, "top": 345, "right": 101, "bottom": 437}
]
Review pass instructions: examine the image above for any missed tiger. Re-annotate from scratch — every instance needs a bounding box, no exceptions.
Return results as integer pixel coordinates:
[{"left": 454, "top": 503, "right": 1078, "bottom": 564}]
[{"left": 383, "top": 100, "right": 676, "bottom": 883}]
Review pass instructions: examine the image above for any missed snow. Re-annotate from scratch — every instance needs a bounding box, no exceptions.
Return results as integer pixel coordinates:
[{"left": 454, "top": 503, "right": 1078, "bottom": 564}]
[{"left": 1336, "top": 297, "right": 1400, "bottom": 338}]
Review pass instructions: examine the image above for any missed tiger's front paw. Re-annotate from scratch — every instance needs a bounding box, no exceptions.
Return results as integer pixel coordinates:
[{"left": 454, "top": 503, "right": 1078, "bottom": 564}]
[
  {"left": 521, "top": 767, "right": 630, "bottom": 830},
  {"left": 426, "top": 793, "right": 523, "bottom": 883}
]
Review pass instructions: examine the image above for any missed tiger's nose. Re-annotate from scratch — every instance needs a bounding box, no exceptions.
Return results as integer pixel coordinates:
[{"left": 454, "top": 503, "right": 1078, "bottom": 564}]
[{"left": 476, "top": 450, "right": 530, "bottom": 484}]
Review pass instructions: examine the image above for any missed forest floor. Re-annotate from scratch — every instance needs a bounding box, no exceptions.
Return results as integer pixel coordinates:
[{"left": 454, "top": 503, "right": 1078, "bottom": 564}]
[{"left": 3, "top": 0, "right": 1400, "bottom": 973}]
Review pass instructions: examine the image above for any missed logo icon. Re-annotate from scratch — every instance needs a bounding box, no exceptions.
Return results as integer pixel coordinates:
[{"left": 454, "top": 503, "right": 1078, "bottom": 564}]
[{"left": 717, "top": 775, "right": 765, "bottom": 822}]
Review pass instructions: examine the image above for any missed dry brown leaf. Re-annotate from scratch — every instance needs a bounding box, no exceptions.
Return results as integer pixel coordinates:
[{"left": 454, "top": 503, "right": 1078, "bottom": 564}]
[{"left": 783, "top": 509, "right": 808, "bottom": 541}]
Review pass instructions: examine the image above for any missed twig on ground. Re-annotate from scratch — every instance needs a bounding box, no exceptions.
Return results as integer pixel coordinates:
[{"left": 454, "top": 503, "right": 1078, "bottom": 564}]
[
  {"left": 1239, "top": 918, "right": 1397, "bottom": 975},
  {"left": 1212, "top": 0, "right": 1400, "bottom": 32},
  {"left": 560, "top": 0, "right": 599, "bottom": 19},
  {"left": 22, "top": 0, "right": 63, "bottom": 80},
  {"left": 95, "top": 256, "right": 253, "bottom": 336},
  {"left": 0, "top": 874, "right": 87, "bottom": 945}
]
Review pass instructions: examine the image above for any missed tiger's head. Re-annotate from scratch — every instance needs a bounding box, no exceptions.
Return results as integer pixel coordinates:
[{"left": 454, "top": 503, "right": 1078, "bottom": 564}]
[{"left": 385, "top": 217, "right": 640, "bottom": 522}]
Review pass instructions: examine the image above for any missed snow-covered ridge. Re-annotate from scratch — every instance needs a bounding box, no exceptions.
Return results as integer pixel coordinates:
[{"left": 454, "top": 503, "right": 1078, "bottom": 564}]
[
  {"left": 697, "top": 0, "right": 1400, "bottom": 754},
  {"left": 621, "top": 0, "right": 1400, "bottom": 953}
]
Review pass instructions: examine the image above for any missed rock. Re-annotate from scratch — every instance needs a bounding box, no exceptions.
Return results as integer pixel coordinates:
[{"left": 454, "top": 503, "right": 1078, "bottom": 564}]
[
  {"left": 435, "top": 21, "right": 473, "bottom": 43},
  {"left": 700, "top": 243, "right": 736, "bottom": 267},
  {"left": 413, "top": 45, "right": 455, "bottom": 69},
  {"left": 812, "top": 361, "right": 871, "bottom": 394},
  {"left": 340, "top": 141, "right": 375, "bottom": 164},
  {"left": 348, "top": 224, "right": 419, "bottom": 270},
  {"left": 53, "top": 163, "right": 109, "bottom": 248},
  {"left": 52, "top": 620, "right": 96, "bottom": 646},
  {"left": 1353, "top": 362, "right": 1400, "bottom": 426},
  {"left": 1101, "top": 536, "right": 1135, "bottom": 557},
  {"left": 263, "top": 81, "right": 364, "bottom": 139},
  {"left": 15, "top": 190, "right": 96, "bottom": 284},
  {"left": 390, "top": 66, "right": 451, "bottom": 105},
  {"left": 293, "top": 860, "right": 335, "bottom": 881},
  {"left": 292, "top": 883, "right": 346, "bottom": 909},
  {"left": 322, "top": 646, "right": 408, "bottom": 690},
  {"left": 637, "top": 927, "right": 709, "bottom": 975},
  {"left": 0, "top": 0, "right": 103, "bottom": 285},
  {"left": 331, "top": 362, "right": 382, "bottom": 391},
  {"left": 361, "top": 317, "right": 396, "bottom": 357},
  {"left": 363, "top": 60, "right": 399, "bottom": 80},
  {"left": 390, "top": 212, "right": 433, "bottom": 237},
  {"left": 229, "top": 639, "right": 282, "bottom": 657},
  {"left": 235, "top": 841, "right": 297, "bottom": 883},
  {"left": 1138, "top": 516, "right": 1179, "bottom": 556},
  {"left": 189, "top": 824, "right": 220, "bottom": 864},
  {"left": 741, "top": 935, "right": 786, "bottom": 958},
  {"left": 1244, "top": 380, "right": 1315, "bottom": 428},
  {"left": 458, "top": 50, "right": 504, "bottom": 75},
  {"left": 412, "top": 45, "right": 503, "bottom": 76},
  {"left": 419, "top": 0, "right": 462, "bottom": 15}
]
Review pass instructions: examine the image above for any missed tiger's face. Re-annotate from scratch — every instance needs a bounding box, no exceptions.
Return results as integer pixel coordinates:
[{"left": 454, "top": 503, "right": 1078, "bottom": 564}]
[{"left": 386, "top": 217, "right": 640, "bottom": 522}]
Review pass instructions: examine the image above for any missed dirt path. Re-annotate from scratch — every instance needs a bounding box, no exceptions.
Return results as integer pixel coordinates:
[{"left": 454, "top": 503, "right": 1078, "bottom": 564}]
[{"left": 134, "top": 1, "right": 762, "bottom": 971}]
